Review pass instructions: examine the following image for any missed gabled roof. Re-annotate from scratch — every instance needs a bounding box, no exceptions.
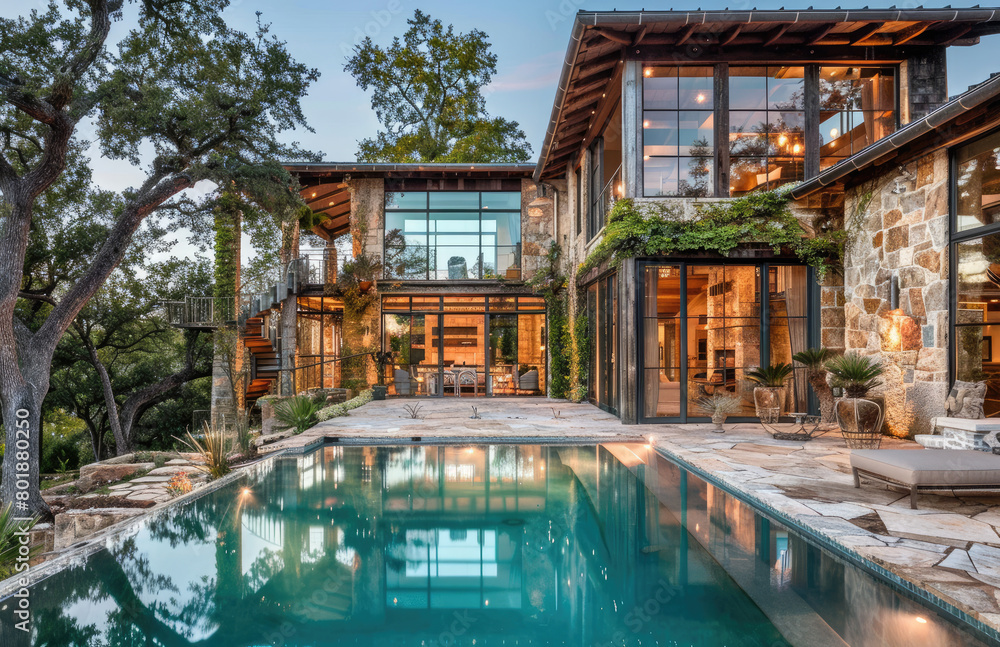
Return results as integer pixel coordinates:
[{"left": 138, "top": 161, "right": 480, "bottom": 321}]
[{"left": 535, "top": 7, "right": 1000, "bottom": 181}]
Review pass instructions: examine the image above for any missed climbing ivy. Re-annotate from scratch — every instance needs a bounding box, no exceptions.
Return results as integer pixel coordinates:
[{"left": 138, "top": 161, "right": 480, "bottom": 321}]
[
  {"left": 528, "top": 242, "right": 573, "bottom": 399},
  {"left": 213, "top": 192, "right": 243, "bottom": 303},
  {"left": 579, "top": 189, "right": 845, "bottom": 281}
]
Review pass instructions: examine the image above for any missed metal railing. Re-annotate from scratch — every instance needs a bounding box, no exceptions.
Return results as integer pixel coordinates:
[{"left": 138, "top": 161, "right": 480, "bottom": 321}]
[
  {"left": 297, "top": 247, "right": 345, "bottom": 285},
  {"left": 164, "top": 296, "right": 238, "bottom": 327},
  {"left": 597, "top": 163, "right": 623, "bottom": 223}
]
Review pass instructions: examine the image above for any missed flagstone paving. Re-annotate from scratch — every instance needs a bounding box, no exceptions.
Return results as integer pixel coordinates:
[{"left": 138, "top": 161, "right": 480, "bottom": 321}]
[
  {"left": 269, "top": 396, "right": 1000, "bottom": 633},
  {"left": 76, "top": 455, "right": 208, "bottom": 504}
]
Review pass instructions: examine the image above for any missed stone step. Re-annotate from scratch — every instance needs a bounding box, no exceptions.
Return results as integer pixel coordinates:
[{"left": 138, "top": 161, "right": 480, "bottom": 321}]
[{"left": 915, "top": 434, "right": 947, "bottom": 449}]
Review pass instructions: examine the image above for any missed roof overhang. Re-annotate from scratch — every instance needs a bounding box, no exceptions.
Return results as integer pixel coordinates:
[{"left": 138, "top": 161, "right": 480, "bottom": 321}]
[
  {"left": 534, "top": 7, "right": 1000, "bottom": 181},
  {"left": 285, "top": 162, "right": 536, "bottom": 241}
]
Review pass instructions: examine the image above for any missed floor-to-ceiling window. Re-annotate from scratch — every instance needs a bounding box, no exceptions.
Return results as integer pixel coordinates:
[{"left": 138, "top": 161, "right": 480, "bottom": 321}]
[
  {"left": 639, "top": 261, "right": 813, "bottom": 422},
  {"left": 587, "top": 273, "right": 618, "bottom": 414},
  {"left": 296, "top": 296, "right": 343, "bottom": 391},
  {"left": 952, "top": 128, "right": 1000, "bottom": 415},
  {"left": 382, "top": 295, "right": 546, "bottom": 397}
]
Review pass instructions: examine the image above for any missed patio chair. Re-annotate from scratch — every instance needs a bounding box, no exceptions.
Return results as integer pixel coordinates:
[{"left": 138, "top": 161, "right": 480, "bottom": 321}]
[{"left": 850, "top": 449, "right": 1000, "bottom": 509}]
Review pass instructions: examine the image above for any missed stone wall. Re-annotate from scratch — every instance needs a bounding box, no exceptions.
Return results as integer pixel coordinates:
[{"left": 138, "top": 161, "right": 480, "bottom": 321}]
[
  {"left": 841, "top": 148, "right": 950, "bottom": 436},
  {"left": 521, "top": 178, "right": 557, "bottom": 281}
]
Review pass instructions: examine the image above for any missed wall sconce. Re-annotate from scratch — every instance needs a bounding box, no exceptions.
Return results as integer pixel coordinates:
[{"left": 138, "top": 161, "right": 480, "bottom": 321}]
[{"left": 881, "top": 273, "right": 920, "bottom": 351}]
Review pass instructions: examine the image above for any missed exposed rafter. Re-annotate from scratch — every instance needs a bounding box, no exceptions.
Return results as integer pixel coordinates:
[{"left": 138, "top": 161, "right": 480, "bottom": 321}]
[
  {"left": 674, "top": 23, "right": 699, "bottom": 46},
  {"left": 762, "top": 24, "right": 791, "bottom": 47},
  {"left": 591, "top": 27, "right": 632, "bottom": 45},
  {"left": 848, "top": 23, "right": 882, "bottom": 45},
  {"left": 718, "top": 24, "right": 743, "bottom": 47}
]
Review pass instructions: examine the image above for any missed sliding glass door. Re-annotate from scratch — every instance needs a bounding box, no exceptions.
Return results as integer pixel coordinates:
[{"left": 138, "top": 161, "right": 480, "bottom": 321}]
[{"left": 639, "top": 261, "right": 813, "bottom": 422}]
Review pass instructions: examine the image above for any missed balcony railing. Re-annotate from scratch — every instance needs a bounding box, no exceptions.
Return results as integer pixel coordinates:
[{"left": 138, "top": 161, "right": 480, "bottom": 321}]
[
  {"left": 164, "top": 296, "right": 238, "bottom": 328},
  {"left": 297, "top": 247, "right": 345, "bottom": 285}
]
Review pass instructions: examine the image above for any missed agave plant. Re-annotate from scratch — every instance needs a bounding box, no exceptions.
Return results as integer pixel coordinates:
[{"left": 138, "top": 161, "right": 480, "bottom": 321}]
[
  {"left": 274, "top": 395, "right": 320, "bottom": 434},
  {"left": 745, "top": 363, "right": 794, "bottom": 387},
  {"left": 0, "top": 503, "right": 41, "bottom": 579},
  {"left": 695, "top": 393, "right": 743, "bottom": 431},
  {"left": 826, "top": 353, "right": 884, "bottom": 398},
  {"left": 233, "top": 410, "right": 257, "bottom": 458},
  {"left": 176, "top": 422, "right": 232, "bottom": 479},
  {"left": 792, "top": 348, "right": 837, "bottom": 422}
]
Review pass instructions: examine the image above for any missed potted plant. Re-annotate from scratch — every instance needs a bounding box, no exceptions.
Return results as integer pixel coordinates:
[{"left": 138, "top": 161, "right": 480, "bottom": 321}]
[
  {"left": 341, "top": 252, "right": 382, "bottom": 294},
  {"left": 825, "top": 353, "right": 885, "bottom": 449},
  {"left": 745, "top": 363, "right": 794, "bottom": 423},
  {"left": 792, "top": 348, "right": 837, "bottom": 423},
  {"left": 696, "top": 393, "right": 744, "bottom": 432},
  {"left": 372, "top": 350, "right": 394, "bottom": 400}
]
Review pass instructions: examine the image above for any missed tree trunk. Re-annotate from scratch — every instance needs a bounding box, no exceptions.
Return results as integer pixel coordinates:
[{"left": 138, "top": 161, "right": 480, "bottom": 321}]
[
  {"left": 807, "top": 370, "right": 836, "bottom": 423},
  {"left": 0, "top": 381, "right": 51, "bottom": 519}
]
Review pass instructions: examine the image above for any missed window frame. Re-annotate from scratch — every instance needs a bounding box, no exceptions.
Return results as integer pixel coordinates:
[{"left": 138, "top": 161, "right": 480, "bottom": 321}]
[
  {"left": 383, "top": 191, "right": 522, "bottom": 281},
  {"left": 637, "top": 63, "right": 899, "bottom": 198}
]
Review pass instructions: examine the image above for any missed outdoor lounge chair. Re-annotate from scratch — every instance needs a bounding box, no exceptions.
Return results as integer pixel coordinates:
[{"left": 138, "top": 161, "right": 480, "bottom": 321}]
[{"left": 850, "top": 449, "right": 1000, "bottom": 509}]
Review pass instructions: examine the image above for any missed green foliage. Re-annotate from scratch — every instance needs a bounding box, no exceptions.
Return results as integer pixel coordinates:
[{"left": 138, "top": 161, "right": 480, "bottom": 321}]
[
  {"left": 317, "top": 390, "right": 374, "bottom": 422},
  {"left": 529, "top": 243, "right": 572, "bottom": 398},
  {"left": 746, "top": 363, "right": 795, "bottom": 388},
  {"left": 274, "top": 395, "right": 320, "bottom": 434},
  {"left": 0, "top": 503, "right": 41, "bottom": 579},
  {"left": 213, "top": 191, "right": 242, "bottom": 302},
  {"left": 572, "top": 311, "right": 591, "bottom": 402},
  {"left": 176, "top": 423, "right": 231, "bottom": 480},
  {"left": 579, "top": 190, "right": 844, "bottom": 280},
  {"left": 826, "top": 353, "right": 884, "bottom": 398},
  {"left": 234, "top": 411, "right": 256, "bottom": 458},
  {"left": 345, "top": 9, "right": 531, "bottom": 163},
  {"left": 40, "top": 409, "right": 89, "bottom": 473},
  {"left": 792, "top": 347, "right": 836, "bottom": 371}
]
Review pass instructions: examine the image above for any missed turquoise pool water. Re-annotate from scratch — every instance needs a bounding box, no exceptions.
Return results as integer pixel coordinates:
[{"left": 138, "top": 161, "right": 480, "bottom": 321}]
[{"left": 2, "top": 444, "right": 992, "bottom": 646}]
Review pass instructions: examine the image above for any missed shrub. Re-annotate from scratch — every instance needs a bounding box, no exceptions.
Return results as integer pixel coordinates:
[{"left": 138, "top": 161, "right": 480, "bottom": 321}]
[
  {"left": 317, "top": 390, "right": 373, "bottom": 422},
  {"left": 175, "top": 423, "right": 231, "bottom": 479},
  {"left": 746, "top": 363, "right": 795, "bottom": 388},
  {"left": 826, "top": 353, "right": 884, "bottom": 398},
  {"left": 274, "top": 395, "right": 321, "bottom": 434},
  {"left": 0, "top": 503, "right": 41, "bottom": 579}
]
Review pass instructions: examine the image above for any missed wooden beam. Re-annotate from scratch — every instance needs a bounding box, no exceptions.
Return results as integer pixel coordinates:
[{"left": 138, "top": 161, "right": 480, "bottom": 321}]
[
  {"left": 675, "top": 23, "right": 699, "bottom": 46},
  {"left": 893, "top": 22, "right": 936, "bottom": 46},
  {"left": 591, "top": 27, "right": 632, "bottom": 45},
  {"left": 631, "top": 25, "right": 648, "bottom": 47},
  {"left": 319, "top": 213, "right": 350, "bottom": 234},
  {"left": 848, "top": 23, "right": 882, "bottom": 45},
  {"left": 307, "top": 189, "right": 350, "bottom": 210},
  {"left": 937, "top": 24, "right": 973, "bottom": 46},
  {"left": 763, "top": 24, "right": 791, "bottom": 47},
  {"left": 576, "top": 51, "right": 622, "bottom": 77},
  {"left": 804, "top": 22, "right": 836, "bottom": 45},
  {"left": 563, "top": 87, "right": 605, "bottom": 113},
  {"left": 318, "top": 201, "right": 351, "bottom": 220},
  {"left": 718, "top": 24, "right": 743, "bottom": 47}
]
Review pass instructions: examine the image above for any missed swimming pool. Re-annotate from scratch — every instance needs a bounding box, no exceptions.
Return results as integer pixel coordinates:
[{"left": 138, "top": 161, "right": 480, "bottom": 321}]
[{"left": 2, "top": 443, "right": 994, "bottom": 646}]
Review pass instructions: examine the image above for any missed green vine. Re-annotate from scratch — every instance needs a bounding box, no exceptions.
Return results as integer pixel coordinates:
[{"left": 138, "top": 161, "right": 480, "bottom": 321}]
[
  {"left": 579, "top": 189, "right": 845, "bottom": 281},
  {"left": 528, "top": 242, "right": 572, "bottom": 399},
  {"left": 213, "top": 191, "right": 242, "bottom": 301}
]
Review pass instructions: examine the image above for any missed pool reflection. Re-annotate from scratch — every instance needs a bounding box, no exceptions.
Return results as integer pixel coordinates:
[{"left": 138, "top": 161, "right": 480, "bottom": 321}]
[{"left": 11, "top": 444, "right": 991, "bottom": 647}]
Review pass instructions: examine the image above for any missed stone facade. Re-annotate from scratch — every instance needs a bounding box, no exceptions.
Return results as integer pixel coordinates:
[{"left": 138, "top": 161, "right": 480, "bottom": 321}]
[{"left": 839, "top": 148, "right": 951, "bottom": 437}]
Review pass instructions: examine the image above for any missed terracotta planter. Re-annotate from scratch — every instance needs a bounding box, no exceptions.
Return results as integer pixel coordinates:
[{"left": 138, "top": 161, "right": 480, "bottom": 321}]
[
  {"left": 358, "top": 280, "right": 373, "bottom": 294},
  {"left": 753, "top": 386, "right": 784, "bottom": 423},
  {"left": 835, "top": 398, "right": 884, "bottom": 449}
]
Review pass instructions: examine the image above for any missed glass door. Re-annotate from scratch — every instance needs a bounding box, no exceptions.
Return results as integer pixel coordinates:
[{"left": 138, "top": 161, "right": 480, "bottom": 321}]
[{"left": 441, "top": 314, "right": 485, "bottom": 396}]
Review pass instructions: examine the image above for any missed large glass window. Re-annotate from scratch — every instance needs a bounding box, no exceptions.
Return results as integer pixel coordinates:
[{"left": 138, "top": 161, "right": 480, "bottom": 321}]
[
  {"left": 729, "top": 66, "right": 805, "bottom": 196},
  {"left": 296, "top": 297, "right": 342, "bottom": 391},
  {"left": 956, "top": 130, "right": 1000, "bottom": 232},
  {"left": 587, "top": 274, "right": 618, "bottom": 413},
  {"left": 638, "top": 262, "right": 812, "bottom": 421},
  {"left": 952, "top": 130, "right": 1000, "bottom": 415},
  {"left": 384, "top": 192, "right": 521, "bottom": 280},
  {"left": 819, "top": 66, "right": 896, "bottom": 170},
  {"left": 588, "top": 101, "right": 622, "bottom": 238},
  {"left": 642, "top": 67, "right": 714, "bottom": 197}
]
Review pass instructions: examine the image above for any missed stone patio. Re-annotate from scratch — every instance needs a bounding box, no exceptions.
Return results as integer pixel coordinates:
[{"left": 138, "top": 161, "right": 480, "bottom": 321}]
[{"left": 267, "top": 396, "right": 1000, "bottom": 635}]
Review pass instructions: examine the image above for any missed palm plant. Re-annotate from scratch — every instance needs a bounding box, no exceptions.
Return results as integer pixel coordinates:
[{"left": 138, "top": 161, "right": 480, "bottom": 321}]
[
  {"left": 745, "top": 363, "right": 794, "bottom": 387},
  {"left": 274, "top": 395, "right": 320, "bottom": 434},
  {"left": 176, "top": 422, "right": 232, "bottom": 479},
  {"left": 826, "top": 353, "right": 883, "bottom": 398},
  {"left": 0, "top": 503, "right": 41, "bottom": 579},
  {"left": 793, "top": 348, "right": 837, "bottom": 422}
]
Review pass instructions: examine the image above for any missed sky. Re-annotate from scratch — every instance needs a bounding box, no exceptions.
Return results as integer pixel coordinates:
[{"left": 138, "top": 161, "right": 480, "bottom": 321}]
[{"left": 5, "top": 1, "right": 1000, "bottom": 264}]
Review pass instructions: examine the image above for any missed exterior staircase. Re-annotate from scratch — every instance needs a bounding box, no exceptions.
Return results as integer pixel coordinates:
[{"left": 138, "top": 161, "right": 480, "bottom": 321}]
[{"left": 245, "top": 315, "right": 280, "bottom": 407}]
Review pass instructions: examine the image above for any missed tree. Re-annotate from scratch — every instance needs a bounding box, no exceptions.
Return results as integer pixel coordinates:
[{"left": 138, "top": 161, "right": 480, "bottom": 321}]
[
  {"left": 345, "top": 9, "right": 532, "bottom": 163},
  {"left": 0, "top": 1, "right": 319, "bottom": 516}
]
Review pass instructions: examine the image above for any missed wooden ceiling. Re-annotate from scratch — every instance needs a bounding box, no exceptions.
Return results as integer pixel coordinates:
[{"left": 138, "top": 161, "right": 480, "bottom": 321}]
[
  {"left": 300, "top": 182, "right": 350, "bottom": 241},
  {"left": 536, "top": 11, "right": 1000, "bottom": 180}
]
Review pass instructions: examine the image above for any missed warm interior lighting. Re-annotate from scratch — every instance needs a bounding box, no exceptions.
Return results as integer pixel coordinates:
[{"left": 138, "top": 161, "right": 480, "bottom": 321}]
[
  {"left": 644, "top": 68, "right": 652, "bottom": 77},
  {"left": 777, "top": 134, "right": 788, "bottom": 146},
  {"left": 643, "top": 155, "right": 650, "bottom": 160},
  {"left": 830, "top": 128, "right": 839, "bottom": 138},
  {"left": 792, "top": 143, "right": 801, "bottom": 154},
  {"left": 915, "top": 617, "right": 927, "bottom": 624},
  {"left": 643, "top": 120, "right": 650, "bottom": 128},
  {"left": 696, "top": 93, "right": 706, "bottom": 103}
]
